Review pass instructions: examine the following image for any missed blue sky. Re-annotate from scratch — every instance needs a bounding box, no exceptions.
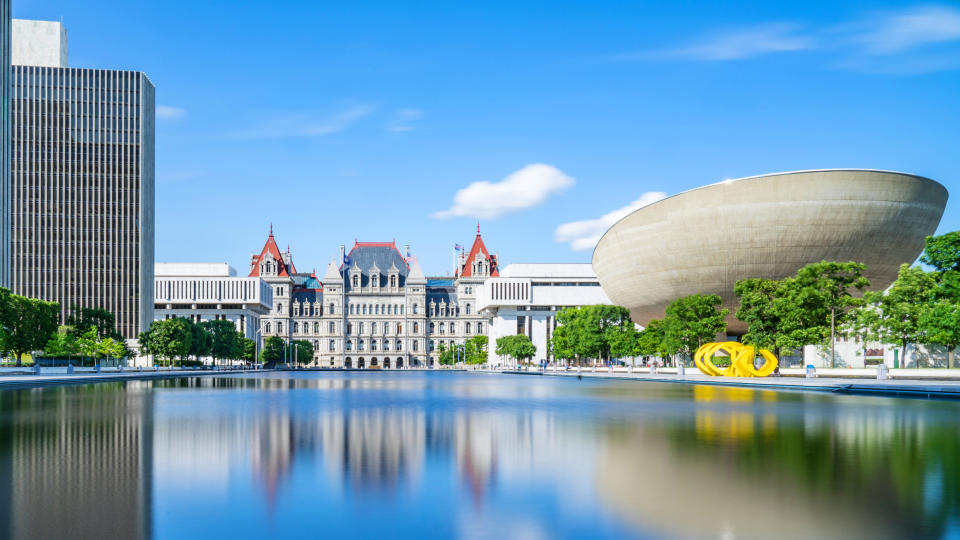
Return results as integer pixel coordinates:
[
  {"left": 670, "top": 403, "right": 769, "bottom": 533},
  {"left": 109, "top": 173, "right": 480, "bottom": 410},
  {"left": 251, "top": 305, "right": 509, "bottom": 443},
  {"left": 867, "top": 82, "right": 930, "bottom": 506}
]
[{"left": 13, "top": 1, "right": 960, "bottom": 276}]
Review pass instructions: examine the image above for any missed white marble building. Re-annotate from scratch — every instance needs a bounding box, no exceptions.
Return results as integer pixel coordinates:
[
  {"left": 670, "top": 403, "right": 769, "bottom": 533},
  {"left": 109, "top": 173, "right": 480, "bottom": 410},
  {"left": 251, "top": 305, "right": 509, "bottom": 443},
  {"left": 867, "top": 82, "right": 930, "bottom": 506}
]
[
  {"left": 477, "top": 263, "right": 613, "bottom": 366},
  {"left": 153, "top": 262, "right": 272, "bottom": 340}
]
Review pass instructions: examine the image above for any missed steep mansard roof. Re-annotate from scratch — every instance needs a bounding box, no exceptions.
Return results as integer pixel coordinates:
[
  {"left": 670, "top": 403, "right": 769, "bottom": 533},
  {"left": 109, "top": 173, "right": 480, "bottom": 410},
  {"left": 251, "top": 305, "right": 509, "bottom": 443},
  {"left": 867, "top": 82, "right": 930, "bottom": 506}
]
[
  {"left": 342, "top": 241, "right": 410, "bottom": 292},
  {"left": 249, "top": 225, "right": 295, "bottom": 277},
  {"left": 458, "top": 227, "right": 499, "bottom": 278}
]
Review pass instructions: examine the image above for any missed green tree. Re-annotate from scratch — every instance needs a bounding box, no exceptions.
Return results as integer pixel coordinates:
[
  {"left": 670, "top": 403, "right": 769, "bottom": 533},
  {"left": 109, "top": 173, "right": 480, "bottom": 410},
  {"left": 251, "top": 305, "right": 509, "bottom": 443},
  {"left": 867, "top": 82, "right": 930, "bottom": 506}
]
[
  {"left": 735, "top": 278, "right": 788, "bottom": 357},
  {"left": 792, "top": 261, "right": 870, "bottom": 367},
  {"left": 260, "top": 336, "right": 284, "bottom": 367},
  {"left": 608, "top": 323, "right": 638, "bottom": 362},
  {"left": 241, "top": 338, "right": 257, "bottom": 364},
  {"left": 0, "top": 293, "right": 60, "bottom": 366},
  {"left": 465, "top": 335, "right": 488, "bottom": 365},
  {"left": 549, "top": 323, "right": 576, "bottom": 365},
  {"left": 203, "top": 320, "right": 243, "bottom": 366},
  {"left": 97, "top": 336, "right": 126, "bottom": 360},
  {"left": 848, "top": 264, "right": 935, "bottom": 369},
  {"left": 140, "top": 318, "right": 192, "bottom": 366},
  {"left": 66, "top": 307, "right": 121, "bottom": 340},
  {"left": 292, "top": 339, "right": 313, "bottom": 366},
  {"left": 44, "top": 327, "right": 79, "bottom": 359},
  {"left": 495, "top": 335, "right": 536, "bottom": 366},
  {"left": 636, "top": 319, "right": 669, "bottom": 362},
  {"left": 76, "top": 327, "right": 100, "bottom": 363},
  {"left": 920, "top": 231, "right": 960, "bottom": 272},
  {"left": 663, "top": 294, "right": 728, "bottom": 362},
  {"left": 437, "top": 342, "right": 452, "bottom": 365},
  {"left": 919, "top": 301, "right": 960, "bottom": 368},
  {"left": 188, "top": 320, "right": 213, "bottom": 362}
]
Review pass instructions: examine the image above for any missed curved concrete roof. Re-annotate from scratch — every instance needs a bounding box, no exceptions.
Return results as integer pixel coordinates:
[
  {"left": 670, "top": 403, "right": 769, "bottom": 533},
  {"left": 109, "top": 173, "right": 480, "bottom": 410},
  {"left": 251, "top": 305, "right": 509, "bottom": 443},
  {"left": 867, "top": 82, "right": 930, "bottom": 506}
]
[{"left": 592, "top": 169, "right": 948, "bottom": 333}]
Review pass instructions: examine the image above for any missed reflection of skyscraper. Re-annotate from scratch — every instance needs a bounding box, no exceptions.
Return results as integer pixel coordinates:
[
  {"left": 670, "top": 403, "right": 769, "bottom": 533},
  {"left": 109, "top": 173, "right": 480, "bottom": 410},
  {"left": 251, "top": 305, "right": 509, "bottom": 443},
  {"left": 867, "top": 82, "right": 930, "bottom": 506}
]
[{"left": 0, "top": 384, "right": 154, "bottom": 540}]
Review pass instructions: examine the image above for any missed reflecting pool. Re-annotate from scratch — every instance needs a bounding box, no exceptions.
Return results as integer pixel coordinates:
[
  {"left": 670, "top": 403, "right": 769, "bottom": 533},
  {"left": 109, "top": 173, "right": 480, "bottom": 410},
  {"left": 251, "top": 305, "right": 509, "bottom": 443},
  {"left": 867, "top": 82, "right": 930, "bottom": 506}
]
[{"left": 0, "top": 372, "right": 959, "bottom": 539}]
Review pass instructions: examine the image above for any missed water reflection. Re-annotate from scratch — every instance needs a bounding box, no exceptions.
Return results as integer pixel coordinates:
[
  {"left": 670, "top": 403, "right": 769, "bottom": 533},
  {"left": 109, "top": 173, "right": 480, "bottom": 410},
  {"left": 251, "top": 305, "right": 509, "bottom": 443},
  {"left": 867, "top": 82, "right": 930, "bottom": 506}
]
[{"left": 0, "top": 374, "right": 958, "bottom": 539}]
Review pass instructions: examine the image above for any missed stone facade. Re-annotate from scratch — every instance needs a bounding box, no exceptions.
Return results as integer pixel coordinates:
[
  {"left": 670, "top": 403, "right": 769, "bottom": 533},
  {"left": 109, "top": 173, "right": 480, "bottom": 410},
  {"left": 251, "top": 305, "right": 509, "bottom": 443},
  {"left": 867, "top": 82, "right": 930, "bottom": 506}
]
[{"left": 249, "top": 226, "right": 499, "bottom": 368}]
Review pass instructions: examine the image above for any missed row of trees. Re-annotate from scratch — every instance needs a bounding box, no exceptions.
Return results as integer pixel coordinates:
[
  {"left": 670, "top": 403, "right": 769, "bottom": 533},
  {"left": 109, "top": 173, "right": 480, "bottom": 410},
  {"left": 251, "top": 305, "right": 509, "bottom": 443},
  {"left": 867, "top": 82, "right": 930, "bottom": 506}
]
[
  {"left": 438, "top": 335, "right": 489, "bottom": 365},
  {"left": 139, "top": 318, "right": 255, "bottom": 367},
  {"left": 847, "top": 232, "right": 960, "bottom": 367},
  {"left": 548, "top": 304, "right": 636, "bottom": 366},
  {"left": 260, "top": 336, "right": 312, "bottom": 367},
  {"left": 629, "top": 232, "right": 960, "bottom": 368},
  {"left": 495, "top": 334, "right": 536, "bottom": 365},
  {"left": 43, "top": 307, "right": 130, "bottom": 365},
  {"left": 0, "top": 288, "right": 60, "bottom": 366}
]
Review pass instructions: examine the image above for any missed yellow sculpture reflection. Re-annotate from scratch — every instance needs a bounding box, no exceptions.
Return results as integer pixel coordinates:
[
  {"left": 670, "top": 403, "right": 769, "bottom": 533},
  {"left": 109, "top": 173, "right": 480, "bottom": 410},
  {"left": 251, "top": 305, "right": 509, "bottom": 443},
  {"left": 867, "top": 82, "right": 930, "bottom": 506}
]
[{"left": 694, "top": 342, "right": 778, "bottom": 377}]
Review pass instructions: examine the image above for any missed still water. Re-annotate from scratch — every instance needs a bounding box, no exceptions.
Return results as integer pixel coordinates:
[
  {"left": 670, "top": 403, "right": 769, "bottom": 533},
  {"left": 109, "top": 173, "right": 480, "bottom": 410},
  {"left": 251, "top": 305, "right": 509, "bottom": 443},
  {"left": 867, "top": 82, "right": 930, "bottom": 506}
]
[{"left": 0, "top": 372, "right": 958, "bottom": 539}]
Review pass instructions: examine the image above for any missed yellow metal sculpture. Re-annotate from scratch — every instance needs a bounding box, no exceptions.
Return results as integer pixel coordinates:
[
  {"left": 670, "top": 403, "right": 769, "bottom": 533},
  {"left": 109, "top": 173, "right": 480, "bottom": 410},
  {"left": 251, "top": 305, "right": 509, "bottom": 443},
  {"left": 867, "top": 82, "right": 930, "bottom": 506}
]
[{"left": 694, "top": 342, "right": 778, "bottom": 377}]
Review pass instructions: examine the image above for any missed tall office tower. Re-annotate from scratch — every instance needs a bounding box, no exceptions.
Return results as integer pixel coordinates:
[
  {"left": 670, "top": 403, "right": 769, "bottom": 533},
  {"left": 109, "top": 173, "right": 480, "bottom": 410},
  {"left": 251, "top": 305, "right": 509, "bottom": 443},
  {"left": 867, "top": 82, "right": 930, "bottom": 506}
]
[
  {"left": 10, "top": 20, "right": 155, "bottom": 340},
  {"left": 0, "top": 1, "right": 10, "bottom": 288}
]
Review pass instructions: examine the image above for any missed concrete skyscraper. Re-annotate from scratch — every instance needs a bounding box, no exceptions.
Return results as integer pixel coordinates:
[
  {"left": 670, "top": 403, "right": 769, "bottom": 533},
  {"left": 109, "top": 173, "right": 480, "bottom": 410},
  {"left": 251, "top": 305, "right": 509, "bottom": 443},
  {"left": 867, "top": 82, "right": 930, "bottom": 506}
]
[
  {"left": 0, "top": 1, "right": 10, "bottom": 288},
  {"left": 10, "top": 20, "right": 155, "bottom": 339}
]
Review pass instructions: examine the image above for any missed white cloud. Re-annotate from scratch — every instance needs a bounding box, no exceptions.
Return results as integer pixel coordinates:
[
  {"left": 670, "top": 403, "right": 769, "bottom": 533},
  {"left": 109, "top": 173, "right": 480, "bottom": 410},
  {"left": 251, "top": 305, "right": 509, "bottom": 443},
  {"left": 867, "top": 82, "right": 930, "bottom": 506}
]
[
  {"left": 156, "top": 105, "right": 186, "bottom": 120},
  {"left": 233, "top": 104, "right": 376, "bottom": 139},
  {"left": 641, "top": 23, "right": 814, "bottom": 61},
  {"left": 389, "top": 108, "right": 423, "bottom": 132},
  {"left": 854, "top": 5, "right": 960, "bottom": 54},
  {"left": 432, "top": 164, "right": 574, "bottom": 220},
  {"left": 555, "top": 191, "right": 667, "bottom": 251},
  {"left": 619, "top": 4, "right": 960, "bottom": 73}
]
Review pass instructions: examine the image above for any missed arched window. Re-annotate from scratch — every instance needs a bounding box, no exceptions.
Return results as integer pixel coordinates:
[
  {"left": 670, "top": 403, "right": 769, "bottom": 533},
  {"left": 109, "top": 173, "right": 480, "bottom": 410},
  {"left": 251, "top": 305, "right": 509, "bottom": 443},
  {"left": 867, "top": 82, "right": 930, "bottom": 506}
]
[
  {"left": 265, "top": 322, "right": 271, "bottom": 333},
  {"left": 352, "top": 275, "right": 359, "bottom": 288},
  {"left": 413, "top": 303, "right": 419, "bottom": 314},
  {"left": 347, "top": 323, "right": 353, "bottom": 335},
  {"left": 363, "top": 305, "right": 368, "bottom": 315},
  {"left": 329, "top": 340, "right": 335, "bottom": 351},
  {"left": 314, "top": 322, "right": 319, "bottom": 333},
  {"left": 277, "top": 322, "right": 283, "bottom": 334},
  {"left": 466, "top": 323, "right": 471, "bottom": 334},
  {"left": 397, "top": 340, "right": 403, "bottom": 351},
  {"left": 384, "top": 341, "right": 390, "bottom": 351},
  {"left": 293, "top": 322, "right": 299, "bottom": 333},
  {"left": 413, "top": 322, "right": 419, "bottom": 333},
  {"left": 372, "top": 340, "right": 378, "bottom": 351},
  {"left": 375, "top": 305, "right": 380, "bottom": 315},
  {"left": 390, "top": 275, "right": 396, "bottom": 288},
  {"left": 350, "top": 304, "right": 355, "bottom": 315},
  {"left": 346, "top": 341, "right": 353, "bottom": 351},
  {"left": 372, "top": 322, "right": 378, "bottom": 334},
  {"left": 328, "top": 322, "right": 335, "bottom": 333},
  {"left": 400, "top": 305, "right": 404, "bottom": 315},
  {"left": 397, "top": 323, "right": 403, "bottom": 334},
  {"left": 477, "top": 322, "right": 483, "bottom": 333},
  {"left": 466, "top": 304, "right": 471, "bottom": 315},
  {"left": 329, "top": 303, "right": 335, "bottom": 314},
  {"left": 430, "top": 340, "right": 435, "bottom": 351},
  {"left": 429, "top": 322, "right": 435, "bottom": 333},
  {"left": 358, "top": 322, "right": 364, "bottom": 334},
  {"left": 313, "top": 340, "right": 319, "bottom": 351},
  {"left": 413, "top": 340, "right": 419, "bottom": 352},
  {"left": 359, "top": 340, "right": 365, "bottom": 351}
]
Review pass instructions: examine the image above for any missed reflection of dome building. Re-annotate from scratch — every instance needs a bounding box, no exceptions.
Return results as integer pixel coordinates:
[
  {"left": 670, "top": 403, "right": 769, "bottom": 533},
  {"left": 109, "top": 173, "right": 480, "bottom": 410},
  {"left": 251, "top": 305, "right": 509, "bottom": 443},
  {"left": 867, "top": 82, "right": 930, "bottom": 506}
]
[{"left": 592, "top": 170, "right": 948, "bottom": 333}]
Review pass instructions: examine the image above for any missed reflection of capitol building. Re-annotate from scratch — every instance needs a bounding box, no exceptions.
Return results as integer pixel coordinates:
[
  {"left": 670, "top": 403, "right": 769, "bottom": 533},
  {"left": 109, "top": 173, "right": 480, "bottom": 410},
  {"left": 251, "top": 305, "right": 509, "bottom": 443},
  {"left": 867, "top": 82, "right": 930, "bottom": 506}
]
[
  {"left": 318, "top": 410, "right": 426, "bottom": 490},
  {"left": 0, "top": 384, "right": 154, "bottom": 540}
]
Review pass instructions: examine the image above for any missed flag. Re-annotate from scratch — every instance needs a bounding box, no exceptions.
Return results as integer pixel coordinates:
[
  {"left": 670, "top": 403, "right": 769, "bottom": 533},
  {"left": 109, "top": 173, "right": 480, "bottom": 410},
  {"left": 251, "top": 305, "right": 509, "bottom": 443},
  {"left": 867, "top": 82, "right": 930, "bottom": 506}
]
[
  {"left": 343, "top": 254, "right": 351, "bottom": 265},
  {"left": 454, "top": 244, "right": 464, "bottom": 251}
]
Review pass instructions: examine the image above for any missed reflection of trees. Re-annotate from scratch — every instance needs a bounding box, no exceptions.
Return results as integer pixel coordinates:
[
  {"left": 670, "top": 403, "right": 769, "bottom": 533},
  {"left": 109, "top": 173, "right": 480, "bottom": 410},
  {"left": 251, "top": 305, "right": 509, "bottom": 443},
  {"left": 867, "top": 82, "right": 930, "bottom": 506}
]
[
  {"left": 658, "top": 387, "right": 960, "bottom": 540},
  {"left": 0, "top": 383, "right": 153, "bottom": 540}
]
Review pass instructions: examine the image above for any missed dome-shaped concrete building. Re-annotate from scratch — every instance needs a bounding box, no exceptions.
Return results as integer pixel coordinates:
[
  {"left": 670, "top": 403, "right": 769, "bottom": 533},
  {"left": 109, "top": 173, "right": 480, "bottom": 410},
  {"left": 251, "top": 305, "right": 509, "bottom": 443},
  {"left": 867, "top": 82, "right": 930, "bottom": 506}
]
[{"left": 592, "top": 170, "right": 948, "bottom": 334}]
